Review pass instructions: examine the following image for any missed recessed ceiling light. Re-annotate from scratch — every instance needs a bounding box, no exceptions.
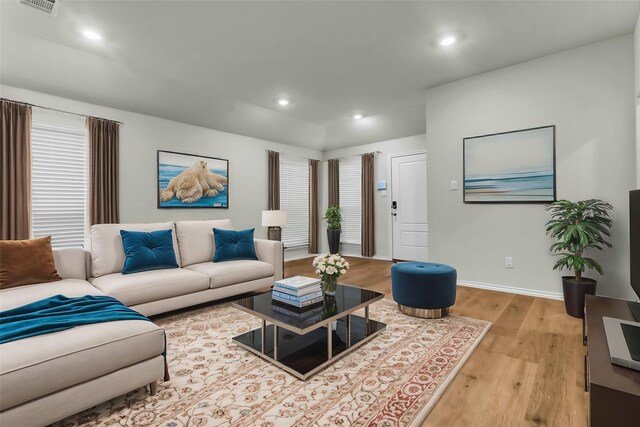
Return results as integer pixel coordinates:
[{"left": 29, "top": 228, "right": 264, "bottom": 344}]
[
  {"left": 438, "top": 35, "right": 457, "bottom": 47},
  {"left": 352, "top": 114, "right": 363, "bottom": 120},
  {"left": 277, "top": 99, "right": 290, "bottom": 106},
  {"left": 82, "top": 30, "right": 102, "bottom": 41}
]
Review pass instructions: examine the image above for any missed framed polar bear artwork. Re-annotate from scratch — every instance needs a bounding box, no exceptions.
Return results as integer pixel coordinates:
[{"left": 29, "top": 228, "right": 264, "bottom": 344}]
[{"left": 157, "top": 150, "right": 229, "bottom": 208}]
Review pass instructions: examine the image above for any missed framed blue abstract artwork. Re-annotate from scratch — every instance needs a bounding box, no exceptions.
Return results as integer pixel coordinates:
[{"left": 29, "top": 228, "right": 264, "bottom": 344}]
[
  {"left": 463, "top": 125, "right": 556, "bottom": 203},
  {"left": 157, "top": 150, "right": 229, "bottom": 208}
]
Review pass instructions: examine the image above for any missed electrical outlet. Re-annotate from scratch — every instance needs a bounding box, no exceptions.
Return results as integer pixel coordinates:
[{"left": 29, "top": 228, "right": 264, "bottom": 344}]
[
  {"left": 450, "top": 180, "right": 458, "bottom": 190},
  {"left": 505, "top": 257, "right": 514, "bottom": 268}
]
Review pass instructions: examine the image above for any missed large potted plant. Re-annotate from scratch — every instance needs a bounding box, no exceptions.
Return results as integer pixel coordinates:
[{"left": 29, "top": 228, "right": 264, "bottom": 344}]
[
  {"left": 545, "top": 199, "right": 613, "bottom": 318},
  {"left": 324, "top": 206, "right": 341, "bottom": 254}
]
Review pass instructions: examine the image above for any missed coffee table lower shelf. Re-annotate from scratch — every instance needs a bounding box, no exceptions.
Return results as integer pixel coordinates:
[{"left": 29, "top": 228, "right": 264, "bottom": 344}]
[{"left": 232, "top": 314, "right": 386, "bottom": 380}]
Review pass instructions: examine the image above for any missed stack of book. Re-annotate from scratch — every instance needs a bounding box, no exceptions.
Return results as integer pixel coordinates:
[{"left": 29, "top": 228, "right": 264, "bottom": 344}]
[
  {"left": 272, "top": 276, "right": 323, "bottom": 308},
  {"left": 272, "top": 304, "right": 324, "bottom": 326}
]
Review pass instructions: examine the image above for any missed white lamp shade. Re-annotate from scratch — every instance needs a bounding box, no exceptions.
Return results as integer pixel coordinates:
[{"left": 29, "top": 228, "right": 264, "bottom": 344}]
[{"left": 262, "top": 210, "right": 287, "bottom": 227}]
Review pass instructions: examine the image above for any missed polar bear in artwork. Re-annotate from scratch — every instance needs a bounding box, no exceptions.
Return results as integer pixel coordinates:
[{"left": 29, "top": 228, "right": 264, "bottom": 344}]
[
  {"left": 206, "top": 169, "right": 227, "bottom": 192},
  {"left": 159, "top": 161, "right": 226, "bottom": 204}
]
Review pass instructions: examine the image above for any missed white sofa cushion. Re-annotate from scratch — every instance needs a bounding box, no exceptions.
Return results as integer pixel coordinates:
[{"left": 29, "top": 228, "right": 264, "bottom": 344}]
[
  {"left": 0, "top": 279, "right": 104, "bottom": 312},
  {"left": 52, "top": 248, "right": 89, "bottom": 280},
  {"left": 90, "top": 222, "right": 181, "bottom": 277},
  {"left": 0, "top": 319, "right": 164, "bottom": 411},
  {"left": 185, "top": 260, "right": 274, "bottom": 289},
  {"left": 90, "top": 268, "right": 209, "bottom": 306},
  {"left": 175, "top": 219, "right": 234, "bottom": 267}
]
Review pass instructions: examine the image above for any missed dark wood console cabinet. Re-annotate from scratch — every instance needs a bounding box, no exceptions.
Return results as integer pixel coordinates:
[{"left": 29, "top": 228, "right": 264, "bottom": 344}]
[{"left": 585, "top": 295, "right": 640, "bottom": 426}]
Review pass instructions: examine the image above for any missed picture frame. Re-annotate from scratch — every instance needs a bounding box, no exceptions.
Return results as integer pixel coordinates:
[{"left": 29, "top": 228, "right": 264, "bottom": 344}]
[
  {"left": 157, "top": 150, "right": 229, "bottom": 209},
  {"left": 463, "top": 125, "right": 556, "bottom": 204}
]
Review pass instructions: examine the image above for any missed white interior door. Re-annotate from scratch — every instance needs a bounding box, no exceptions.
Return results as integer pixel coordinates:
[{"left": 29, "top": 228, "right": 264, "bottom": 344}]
[{"left": 391, "top": 153, "right": 428, "bottom": 261}]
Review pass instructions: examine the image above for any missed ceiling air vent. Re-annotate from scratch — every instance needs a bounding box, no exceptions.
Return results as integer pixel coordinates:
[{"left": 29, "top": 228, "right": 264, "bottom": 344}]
[{"left": 19, "top": 0, "right": 60, "bottom": 16}]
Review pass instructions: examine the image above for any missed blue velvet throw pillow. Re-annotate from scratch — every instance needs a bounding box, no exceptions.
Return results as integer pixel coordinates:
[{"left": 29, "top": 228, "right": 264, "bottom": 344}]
[
  {"left": 213, "top": 228, "right": 258, "bottom": 262},
  {"left": 120, "top": 229, "right": 179, "bottom": 274}
]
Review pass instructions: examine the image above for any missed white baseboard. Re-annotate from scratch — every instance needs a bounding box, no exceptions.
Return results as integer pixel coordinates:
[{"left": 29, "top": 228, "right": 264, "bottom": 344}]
[
  {"left": 340, "top": 252, "right": 393, "bottom": 261},
  {"left": 284, "top": 252, "right": 318, "bottom": 262},
  {"left": 286, "top": 252, "right": 393, "bottom": 262},
  {"left": 458, "top": 280, "right": 563, "bottom": 301}
]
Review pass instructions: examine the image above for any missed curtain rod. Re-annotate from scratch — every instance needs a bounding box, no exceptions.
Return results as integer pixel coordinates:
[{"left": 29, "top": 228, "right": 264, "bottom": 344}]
[
  {"left": 330, "top": 151, "right": 382, "bottom": 161},
  {"left": 1, "top": 98, "right": 124, "bottom": 125},
  {"left": 267, "top": 149, "right": 381, "bottom": 161},
  {"left": 265, "top": 149, "right": 321, "bottom": 162}
]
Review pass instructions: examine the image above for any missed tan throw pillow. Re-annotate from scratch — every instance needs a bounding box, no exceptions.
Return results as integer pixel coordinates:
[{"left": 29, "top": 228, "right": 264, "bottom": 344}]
[{"left": 0, "top": 236, "right": 62, "bottom": 289}]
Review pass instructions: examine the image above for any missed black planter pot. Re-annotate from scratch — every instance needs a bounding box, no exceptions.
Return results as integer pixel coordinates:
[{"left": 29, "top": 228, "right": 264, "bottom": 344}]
[
  {"left": 327, "top": 229, "right": 340, "bottom": 254},
  {"left": 562, "top": 276, "right": 597, "bottom": 318}
]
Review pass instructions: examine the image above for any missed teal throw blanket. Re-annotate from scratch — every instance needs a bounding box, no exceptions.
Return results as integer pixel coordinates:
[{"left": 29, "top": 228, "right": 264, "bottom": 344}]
[{"left": 0, "top": 294, "right": 150, "bottom": 344}]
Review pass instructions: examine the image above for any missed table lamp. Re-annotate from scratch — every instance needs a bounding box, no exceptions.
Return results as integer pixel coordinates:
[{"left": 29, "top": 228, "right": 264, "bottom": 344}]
[{"left": 262, "top": 210, "right": 287, "bottom": 241}]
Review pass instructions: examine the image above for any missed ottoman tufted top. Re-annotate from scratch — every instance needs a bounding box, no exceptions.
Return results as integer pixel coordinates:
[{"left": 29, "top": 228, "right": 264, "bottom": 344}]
[{"left": 392, "top": 262, "right": 455, "bottom": 276}]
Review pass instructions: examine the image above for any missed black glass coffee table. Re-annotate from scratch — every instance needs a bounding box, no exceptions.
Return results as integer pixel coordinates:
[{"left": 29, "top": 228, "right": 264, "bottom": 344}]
[{"left": 232, "top": 284, "right": 386, "bottom": 380}]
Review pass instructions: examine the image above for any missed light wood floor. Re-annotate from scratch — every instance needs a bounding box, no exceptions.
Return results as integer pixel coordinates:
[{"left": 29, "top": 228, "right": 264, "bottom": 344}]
[{"left": 285, "top": 256, "right": 587, "bottom": 427}]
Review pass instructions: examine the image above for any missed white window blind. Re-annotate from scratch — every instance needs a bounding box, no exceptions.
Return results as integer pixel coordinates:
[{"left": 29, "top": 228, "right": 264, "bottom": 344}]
[
  {"left": 31, "top": 121, "right": 88, "bottom": 248},
  {"left": 339, "top": 156, "right": 362, "bottom": 245},
  {"left": 280, "top": 156, "right": 309, "bottom": 248}
]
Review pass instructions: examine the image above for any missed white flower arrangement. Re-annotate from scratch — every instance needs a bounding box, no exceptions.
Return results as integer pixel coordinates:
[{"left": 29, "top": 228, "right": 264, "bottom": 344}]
[{"left": 312, "top": 254, "right": 350, "bottom": 278}]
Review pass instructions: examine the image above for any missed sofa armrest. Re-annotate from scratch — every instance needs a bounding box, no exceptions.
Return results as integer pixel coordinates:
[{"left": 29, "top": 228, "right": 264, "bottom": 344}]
[
  {"left": 53, "top": 248, "right": 90, "bottom": 280},
  {"left": 254, "top": 239, "right": 283, "bottom": 281}
]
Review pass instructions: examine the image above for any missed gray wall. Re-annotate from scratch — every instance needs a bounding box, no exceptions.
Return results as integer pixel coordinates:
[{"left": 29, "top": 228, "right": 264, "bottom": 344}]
[
  {"left": 425, "top": 35, "right": 636, "bottom": 299},
  {"left": 0, "top": 85, "right": 323, "bottom": 240},
  {"left": 321, "top": 134, "right": 427, "bottom": 258},
  {"left": 635, "top": 13, "right": 640, "bottom": 187}
]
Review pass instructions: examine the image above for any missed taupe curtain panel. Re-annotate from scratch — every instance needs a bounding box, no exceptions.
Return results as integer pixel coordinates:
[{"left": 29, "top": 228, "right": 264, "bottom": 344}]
[
  {"left": 308, "top": 159, "right": 319, "bottom": 254},
  {"left": 361, "top": 153, "right": 375, "bottom": 257},
  {"left": 1, "top": 101, "right": 32, "bottom": 240},
  {"left": 88, "top": 117, "right": 119, "bottom": 225},
  {"left": 328, "top": 158, "right": 339, "bottom": 207},
  {"left": 268, "top": 150, "right": 280, "bottom": 210}
]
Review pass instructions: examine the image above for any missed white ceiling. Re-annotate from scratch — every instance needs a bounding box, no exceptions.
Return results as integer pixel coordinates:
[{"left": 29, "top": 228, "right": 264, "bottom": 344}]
[{"left": 1, "top": 1, "right": 638, "bottom": 150}]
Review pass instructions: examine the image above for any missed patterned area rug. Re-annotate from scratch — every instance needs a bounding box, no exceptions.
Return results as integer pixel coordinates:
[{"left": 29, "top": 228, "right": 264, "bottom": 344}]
[{"left": 55, "top": 299, "right": 490, "bottom": 427}]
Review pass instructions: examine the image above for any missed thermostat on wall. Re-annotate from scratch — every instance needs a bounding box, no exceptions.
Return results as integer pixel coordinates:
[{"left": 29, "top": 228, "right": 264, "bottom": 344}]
[{"left": 377, "top": 181, "right": 387, "bottom": 190}]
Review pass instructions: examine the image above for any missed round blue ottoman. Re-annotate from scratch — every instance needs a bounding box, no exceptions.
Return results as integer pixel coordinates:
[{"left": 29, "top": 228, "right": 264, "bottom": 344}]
[{"left": 391, "top": 262, "right": 457, "bottom": 318}]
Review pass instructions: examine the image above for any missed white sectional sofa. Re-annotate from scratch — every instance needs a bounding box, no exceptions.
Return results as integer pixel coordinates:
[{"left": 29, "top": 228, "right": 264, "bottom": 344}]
[{"left": 0, "top": 219, "right": 283, "bottom": 427}]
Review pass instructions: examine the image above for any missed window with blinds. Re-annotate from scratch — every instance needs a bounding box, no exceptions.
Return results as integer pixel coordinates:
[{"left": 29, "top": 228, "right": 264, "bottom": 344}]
[
  {"left": 339, "top": 156, "right": 362, "bottom": 245},
  {"left": 280, "top": 156, "right": 309, "bottom": 248},
  {"left": 31, "top": 121, "right": 88, "bottom": 248}
]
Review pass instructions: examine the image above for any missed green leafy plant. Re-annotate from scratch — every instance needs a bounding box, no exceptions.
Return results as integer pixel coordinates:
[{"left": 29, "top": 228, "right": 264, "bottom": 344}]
[
  {"left": 545, "top": 199, "right": 614, "bottom": 282},
  {"left": 324, "top": 206, "right": 341, "bottom": 230}
]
